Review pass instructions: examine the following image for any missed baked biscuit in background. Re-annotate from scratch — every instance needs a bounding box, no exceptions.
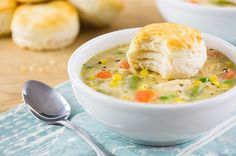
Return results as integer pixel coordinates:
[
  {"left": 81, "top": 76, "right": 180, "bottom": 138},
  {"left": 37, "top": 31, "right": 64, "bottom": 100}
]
[
  {"left": 16, "top": 0, "right": 49, "bottom": 3},
  {"left": 0, "top": 0, "right": 17, "bottom": 36},
  {"left": 11, "top": 1, "right": 80, "bottom": 50},
  {"left": 126, "top": 23, "right": 207, "bottom": 79},
  {"left": 69, "top": 0, "right": 123, "bottom": 27}
]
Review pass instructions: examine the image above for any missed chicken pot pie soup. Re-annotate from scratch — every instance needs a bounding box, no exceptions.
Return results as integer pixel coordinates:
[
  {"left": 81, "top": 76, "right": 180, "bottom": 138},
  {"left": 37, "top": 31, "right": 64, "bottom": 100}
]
[
  {"left": 81, "top": 46, "right": 236, "bottom": 103},
  {"left": 81, "top": 23, "right": 236, "bottom": 104}
]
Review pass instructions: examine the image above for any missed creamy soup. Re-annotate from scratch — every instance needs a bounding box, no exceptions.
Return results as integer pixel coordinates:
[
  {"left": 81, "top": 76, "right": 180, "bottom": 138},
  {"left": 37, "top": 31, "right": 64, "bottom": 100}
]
[
  {"left": 81, "top": 44, "right": 236, "bottom": 104},
  {"left": 188, "top": 0, "right": 236, "bottom": 6}
]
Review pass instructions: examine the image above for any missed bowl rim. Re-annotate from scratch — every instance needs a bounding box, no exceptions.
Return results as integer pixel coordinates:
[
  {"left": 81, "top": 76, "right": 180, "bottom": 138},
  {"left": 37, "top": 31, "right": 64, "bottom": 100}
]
[
  {"left": 68, "top": 28, "right": 236, "bottom": 110},
  {"left": 162, "top": 0, "right": 236, "bottom": 12}
]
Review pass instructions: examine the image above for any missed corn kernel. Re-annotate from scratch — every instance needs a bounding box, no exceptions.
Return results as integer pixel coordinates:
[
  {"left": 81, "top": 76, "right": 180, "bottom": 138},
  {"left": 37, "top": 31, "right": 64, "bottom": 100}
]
[
  {"left": 100, "top": 59, "right": 107, "bottom": 65},
  {"left": 212, "top": 81, "right": 220, "bottom": 87},
  {"left": 175, "top": 97, "right": 184, "bottom": 102},
  {"left": 140, "top": 69, "right": 149, "bottom": 76},
  {"left": 110, "top": 80, "right": 119, "bottom": 87},
  {"left": 209, "top": 75, "right": 218, "bottom": 82},
  {"left": 88, "top": 75, "right": 95, "bottom": 80},
  {"left": 139, "top": 84, "right": 148, "bottom": 89},
  {"left": 113, "top": 74, "right": 122, "bottom": 81},
  {"left": 193, "top": 80, "right": 202, "bottom": 86}
]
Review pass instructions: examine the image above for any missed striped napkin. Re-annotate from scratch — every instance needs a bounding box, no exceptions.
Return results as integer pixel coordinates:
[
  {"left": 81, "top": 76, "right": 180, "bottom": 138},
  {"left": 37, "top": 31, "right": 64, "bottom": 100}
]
[{"left": 1, "top": 81, "right": 236, "bottom": 156}]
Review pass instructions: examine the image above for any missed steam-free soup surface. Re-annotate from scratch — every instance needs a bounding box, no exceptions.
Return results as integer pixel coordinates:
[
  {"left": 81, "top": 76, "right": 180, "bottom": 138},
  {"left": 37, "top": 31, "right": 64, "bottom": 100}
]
[{"left": 81, "top": 44, "right": 236, "bottom": 104}]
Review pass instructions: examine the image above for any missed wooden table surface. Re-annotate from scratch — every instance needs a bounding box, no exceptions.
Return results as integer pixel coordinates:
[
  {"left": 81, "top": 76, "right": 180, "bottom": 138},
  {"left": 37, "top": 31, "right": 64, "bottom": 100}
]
[{"left": 0, "top": 0, "right": 164, "bottom": 113}]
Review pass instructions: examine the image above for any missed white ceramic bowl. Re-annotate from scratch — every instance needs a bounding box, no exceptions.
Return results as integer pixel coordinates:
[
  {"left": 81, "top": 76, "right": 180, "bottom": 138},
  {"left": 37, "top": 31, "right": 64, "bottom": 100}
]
[
  {"left": 156, "top": 0, "right": 236, "bottom": 45},
  {"left": 68, "top": 28, "right": 236, "bottom": 146}
]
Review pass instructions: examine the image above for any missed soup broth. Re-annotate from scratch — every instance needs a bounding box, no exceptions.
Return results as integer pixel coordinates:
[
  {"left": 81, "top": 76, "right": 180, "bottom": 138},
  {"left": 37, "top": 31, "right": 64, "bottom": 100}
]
[{"left": 81, "top": 44, "right": 236, "bottom": 104}]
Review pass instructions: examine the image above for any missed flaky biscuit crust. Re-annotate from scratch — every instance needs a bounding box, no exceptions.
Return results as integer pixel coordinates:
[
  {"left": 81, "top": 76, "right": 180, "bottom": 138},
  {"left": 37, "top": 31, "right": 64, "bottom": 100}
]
[
  {"left": 134, "top": 23, "right": 203, "bottom": 51},
  {"left": 126, "top": 23, "right": 207, "bottom": 79},
  {"left": 11, "top": 1, "right": 79, "bottom": 50}
]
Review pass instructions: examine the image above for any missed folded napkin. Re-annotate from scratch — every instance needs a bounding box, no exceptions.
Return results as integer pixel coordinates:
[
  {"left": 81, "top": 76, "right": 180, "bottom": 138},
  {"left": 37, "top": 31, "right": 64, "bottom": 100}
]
[{"left": 1, "top": 81, "right": 236, "bottom": 156}]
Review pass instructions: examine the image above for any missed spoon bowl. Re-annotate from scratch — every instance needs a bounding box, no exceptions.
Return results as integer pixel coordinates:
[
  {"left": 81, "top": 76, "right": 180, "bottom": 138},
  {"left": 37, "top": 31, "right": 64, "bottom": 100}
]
[{"left": 22, "top": 80, "right": 70, "bottom": 121}]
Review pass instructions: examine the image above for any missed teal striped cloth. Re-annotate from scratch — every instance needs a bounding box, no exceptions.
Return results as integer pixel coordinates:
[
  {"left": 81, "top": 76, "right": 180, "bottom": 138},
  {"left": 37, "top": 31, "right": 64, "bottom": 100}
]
[{"left": 1, "top": 81, "right": 236, "bottom": 156}]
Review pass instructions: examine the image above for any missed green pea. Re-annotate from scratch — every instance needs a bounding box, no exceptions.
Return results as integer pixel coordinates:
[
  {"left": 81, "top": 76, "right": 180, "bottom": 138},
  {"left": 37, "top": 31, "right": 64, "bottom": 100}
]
[
  {"left": 199, "top": 77, "right": 209, "bottom": 83},
  {"left": 160, "top": 96, "right": 170, "bottom": 101},
  {"left": 223, "top": 80, "right": 234, "bottom": 85},
  {"left": 127, "top": 75, "right": 139, "bottom": 89},
  {"left": 191, "top": 85, "right": 204, "bottom": 97}
]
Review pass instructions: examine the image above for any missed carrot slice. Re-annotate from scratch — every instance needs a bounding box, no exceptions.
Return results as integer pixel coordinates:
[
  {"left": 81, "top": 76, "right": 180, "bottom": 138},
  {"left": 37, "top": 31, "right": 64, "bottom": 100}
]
[
  {"left": 119, "top": 59, "right": 130, "bottom": 69},
  {"left": 135, "top": 90, "right": 158, "bottom": 103},
  {"left": 222, "top": 69, "right": 236, "bottom": 80},
  {"left": 95, "top": 70, "right": 112, "bottom": 79}
]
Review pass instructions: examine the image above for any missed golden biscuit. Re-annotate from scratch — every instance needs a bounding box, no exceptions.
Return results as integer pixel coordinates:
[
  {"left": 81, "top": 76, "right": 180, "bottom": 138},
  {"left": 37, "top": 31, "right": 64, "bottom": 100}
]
[
  {"left": 0, "top": 0, "right": 17, "bottom": 36},
  {"left": 127, "top": 23, "right": 207, "bottom": 79},
  {"left": 69, "top": 0, "right": 123, "bottom": 26},
  {"left": 11, "top": 1, "right": 79, "bottom": 50}
]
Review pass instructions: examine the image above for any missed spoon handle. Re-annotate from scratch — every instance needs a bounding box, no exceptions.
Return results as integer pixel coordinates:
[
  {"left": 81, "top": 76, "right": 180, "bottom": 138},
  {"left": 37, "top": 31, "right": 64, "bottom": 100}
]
[{"left": 57, "top": 119, "right": 113, "bottom": 156}]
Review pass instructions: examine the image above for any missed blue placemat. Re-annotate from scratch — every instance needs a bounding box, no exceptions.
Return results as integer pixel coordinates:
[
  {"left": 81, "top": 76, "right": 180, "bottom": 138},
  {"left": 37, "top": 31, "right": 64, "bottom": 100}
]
[{"left": 1, "top": 81, "right": 236, "bottom": 156}]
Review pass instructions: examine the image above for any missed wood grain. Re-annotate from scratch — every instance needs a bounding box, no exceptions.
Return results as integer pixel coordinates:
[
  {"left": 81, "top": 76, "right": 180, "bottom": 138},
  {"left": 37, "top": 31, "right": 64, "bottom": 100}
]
[{"left": 0, "top": 0, "right": 164, "bottom": 112}]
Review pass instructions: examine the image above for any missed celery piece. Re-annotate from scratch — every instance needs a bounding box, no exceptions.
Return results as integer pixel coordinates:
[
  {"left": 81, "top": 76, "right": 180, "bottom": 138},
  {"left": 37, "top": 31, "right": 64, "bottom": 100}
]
[
  {"left": 191, "top": 85, "right": 204, "bottom": 97},
  {"left": 127, "top": 75, "right": 139, "bottom": 89}
]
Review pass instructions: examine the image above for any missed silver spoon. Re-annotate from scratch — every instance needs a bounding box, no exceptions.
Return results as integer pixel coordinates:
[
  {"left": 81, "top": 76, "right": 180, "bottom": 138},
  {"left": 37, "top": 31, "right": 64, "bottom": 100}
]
[{"left": 22, "top": 80, "right": 112, "bottom": 156}]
